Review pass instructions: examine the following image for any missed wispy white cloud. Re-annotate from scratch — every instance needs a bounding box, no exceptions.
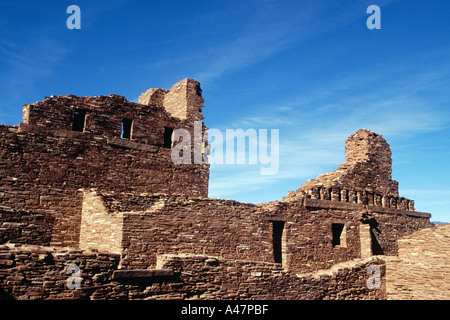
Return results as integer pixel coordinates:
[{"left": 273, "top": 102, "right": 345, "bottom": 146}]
[
  {"left": 193, "top": 0, "right": 404, "bottom": 85},
  {"left": 208, "top": 44, "right": 450, "bottom": 202},
  {"left": 0, "top": 38, "right": 68, "bottom": 80},
  {"left": 192, "top": 0, "right": 323, "bottom": 83}
]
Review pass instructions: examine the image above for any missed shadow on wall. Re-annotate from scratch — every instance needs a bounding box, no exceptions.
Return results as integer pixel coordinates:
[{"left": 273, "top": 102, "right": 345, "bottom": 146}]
[{"left": 0, "top": 288, "right": 13, "bottom": 300}]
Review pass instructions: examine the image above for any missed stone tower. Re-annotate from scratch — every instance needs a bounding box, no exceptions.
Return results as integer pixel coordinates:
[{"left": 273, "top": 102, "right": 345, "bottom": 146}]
[{"left": 286, "top": 129, "right": 405, "bottom": 205}]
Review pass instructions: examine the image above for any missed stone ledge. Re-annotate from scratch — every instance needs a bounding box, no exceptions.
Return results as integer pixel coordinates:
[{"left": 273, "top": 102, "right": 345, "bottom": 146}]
[
  {"left": 17, "top": 124, "right": 159, "bottom": 155},
  {"left": 18, "top": 123, "right": 89, "bottom": 139},
  {"left": 112, "top": 269, "right": 174, "bottom": 280},
  {"left": 107, "top": 137, "right": 158, "bottom": 153},
  {"left": 303, "top": 198, "right": 431, "bottom": 218}
]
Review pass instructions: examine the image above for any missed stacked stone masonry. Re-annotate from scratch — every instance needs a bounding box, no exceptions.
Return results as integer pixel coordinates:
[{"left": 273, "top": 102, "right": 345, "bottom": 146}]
[
  {"left": 0, "top": 79, "right": 209, "bottom": 247},
  {"left": 0, "top": 79, "right": 445, "bottom": 300},
  {"left": 384, "top": 223, "right": 450, "bottom": 300},
  {"left": 0, "top": 244, "right": 386, "bottom": 300}
]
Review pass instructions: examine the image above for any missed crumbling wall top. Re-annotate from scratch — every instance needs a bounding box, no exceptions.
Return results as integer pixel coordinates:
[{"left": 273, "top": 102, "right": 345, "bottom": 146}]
[
  {"left": 345, "top": 129, "right": 392, "bottom": 168},
  {"left": 139, "top": 78, "right": 204, "bottom": 121},
  {"left": 285, "top": 129, "right": 401, "bottom": 202}
]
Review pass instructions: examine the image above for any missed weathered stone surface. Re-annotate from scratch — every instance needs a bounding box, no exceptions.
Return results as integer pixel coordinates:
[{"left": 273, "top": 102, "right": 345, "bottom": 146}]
[
  {"left": 0, "top": 79, "right": 441, "bottom": 300},
  {"left": 112, "top": 269, "right": 174, "bottom": 280},
  {"left": 385, "top": 223, "right": 450, "bottom": 300},
  {"left": 0, "top": 244, "right": 387, "bottom": 300},
  {"left": 285, "top": 129, "right": 404, "bottom": 204},
  {"left": 0, "top": 79, "right": 209, "bottom": 247}
]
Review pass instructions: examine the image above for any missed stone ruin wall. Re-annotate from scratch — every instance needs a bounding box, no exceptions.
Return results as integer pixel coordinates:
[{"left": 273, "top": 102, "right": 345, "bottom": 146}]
[
  {"left": 286, "top": 129, "right": 402, "bottom": 201},
  {"left": 385, "top": 223, "right": 450, "bottom": 300},
  {"left": 0, "top": 79, "right": 209, "bottom": 248},
  {"left": 0, "top": 79, "right": 439, "bottom": 300},
  {"left": 76, "top": 188, "right": 431, "bottom": 275},
  {"left": 0, "top": 243, "right": 386, "bottom": 300}
]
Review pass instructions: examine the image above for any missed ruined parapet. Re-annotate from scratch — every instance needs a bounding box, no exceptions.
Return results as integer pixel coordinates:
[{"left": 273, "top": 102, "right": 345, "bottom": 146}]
[
  {"left": 284, "top": 129, "right": 413, "bottom": 209},
  {"left": 139, "top": 78, "right": 204, "bottom": 121},
  {"left": 138, "top": 88, "right": 169, "bottom": 107}
]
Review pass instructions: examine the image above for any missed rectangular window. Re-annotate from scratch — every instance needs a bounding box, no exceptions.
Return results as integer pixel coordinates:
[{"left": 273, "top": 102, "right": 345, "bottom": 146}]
[
  {"left": 332, "top": 223, "right": 346, "bottom": 248},
  {"left": 163, "top": 127, "right": 173, "bottom": 148},
  {"left": 72, "top": 109, "right": 86, "bottom": 132},
  {"left": 271, "top": 221, "right": 285, "bottom": 264},
  {"left": 121, "top": 118, "right": 133, "bottom": 139}
]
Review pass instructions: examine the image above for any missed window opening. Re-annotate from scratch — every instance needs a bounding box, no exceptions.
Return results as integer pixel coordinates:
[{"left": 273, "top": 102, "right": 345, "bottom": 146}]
[
  {"left": 72, "top": 109, "right": 86, "bottom": 132},
  {"left": 163, "top": 127, "right": 173, "bottom": 148},
  {"left": 121, "top": 118, "right": 133, "bottom": 139},
  {"left": 332, "top": 223, "right": 346, "bottom": 248},
  {"left": 271, "top": 221, "right": 285, "bottom": 264}
]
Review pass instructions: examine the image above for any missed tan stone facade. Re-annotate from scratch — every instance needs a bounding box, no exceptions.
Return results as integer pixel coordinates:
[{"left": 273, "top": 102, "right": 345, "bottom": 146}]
[{"left": 385, "top": 223, "right": 450, "bottom": 299}]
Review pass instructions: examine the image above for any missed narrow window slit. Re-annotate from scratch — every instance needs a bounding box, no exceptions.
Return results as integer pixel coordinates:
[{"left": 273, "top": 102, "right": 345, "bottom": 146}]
[
  {"left": 271, "top": 221, "right": 285, "bottom": 264},
  {"left": 72, "top": 109, "right": 86, "bottom": 132},
  {"left": 121, "top": 118, "right": 133, "bottom": 139},
  {"left": 164, "top": 127, "right": 173, "bottom": 148}
]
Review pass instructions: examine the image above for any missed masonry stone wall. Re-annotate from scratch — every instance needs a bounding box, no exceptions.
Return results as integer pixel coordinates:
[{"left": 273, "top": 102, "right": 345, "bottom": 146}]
[
  {"left": 0, "top": 206, "right": 53, "bottom": 246},
  {"left": 385, "top": 223, "right": 450, "bottom": 300},
  {"left": 287, "top": 129, "right": 401, "bottom": 200},
  {"left": 0, "top": 79, "right": 439, "bottom": 300},
  {"left": 79, "top": 190, "right": 123, "bottom": 254},
  {"left": 81, "top": 191, "right": 365, "bottom": 273},
  {"left": 0, "top": 79, "right": 209, "bottom": 248},
  {"left": 139, "top": 78, "right": 205, "bottom": 121},
  {"left": 77, "top": 189, "right": 431, "bottom": 275},
  {"left": 115, "top": 194, "right": 273, "bottom": 270},
  {"left": 274, "top": 198, "right": 431, "bottom": 272},
  {"left": 0, "top": 244, "right": 386, "bottom": 300},
  {"left": 150, "top": 254, "right": 386, "bottom": 300},
  {"left": 0, "top": 244, "right": 121, "bottom": 300}
]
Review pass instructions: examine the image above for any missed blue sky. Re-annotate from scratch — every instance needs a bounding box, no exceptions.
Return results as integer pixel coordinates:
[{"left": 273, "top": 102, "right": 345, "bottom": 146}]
[{"left": 0, "top": 0, "right": 449, "bottom": 222}]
